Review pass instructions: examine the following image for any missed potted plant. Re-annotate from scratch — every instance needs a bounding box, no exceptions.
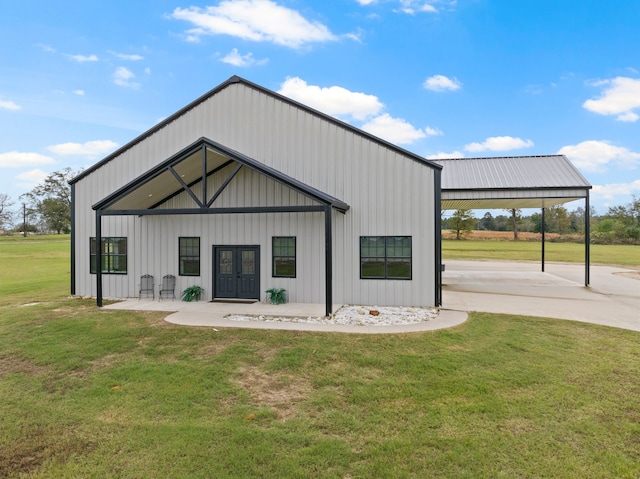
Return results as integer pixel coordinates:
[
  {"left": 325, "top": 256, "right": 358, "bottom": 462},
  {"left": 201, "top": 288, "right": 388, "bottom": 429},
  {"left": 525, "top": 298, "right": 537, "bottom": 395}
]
[
  {"left": 181, "top": 285, "right": 205, "bottom": 302},
  {"left": 265, "top": 288, "right": 287, "bottom": 305}
]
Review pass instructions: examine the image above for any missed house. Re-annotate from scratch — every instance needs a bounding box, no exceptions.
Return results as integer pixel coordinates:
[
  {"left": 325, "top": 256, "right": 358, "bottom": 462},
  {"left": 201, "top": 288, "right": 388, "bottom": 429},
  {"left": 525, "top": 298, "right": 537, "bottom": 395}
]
[{"left": 70, "top": 76, "right": 443, "bottom": 315}]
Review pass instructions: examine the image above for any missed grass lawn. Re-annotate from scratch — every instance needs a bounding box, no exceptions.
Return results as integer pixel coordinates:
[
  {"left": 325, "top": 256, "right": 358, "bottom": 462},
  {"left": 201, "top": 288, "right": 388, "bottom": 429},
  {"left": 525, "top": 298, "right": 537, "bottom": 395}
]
[
  {"left": 1, "top": 236, "right": 640, "bottom": 478},
  {"left": 443, "top": 238, "right": 640, "bottom": 267}
]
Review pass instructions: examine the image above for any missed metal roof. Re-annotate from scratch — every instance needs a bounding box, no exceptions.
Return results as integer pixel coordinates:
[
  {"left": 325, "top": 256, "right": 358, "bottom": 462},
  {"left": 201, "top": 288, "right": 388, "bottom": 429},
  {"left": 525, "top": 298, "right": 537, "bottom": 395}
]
[{"left": 434, "top": 155, "right": 592, "bottom": 210}]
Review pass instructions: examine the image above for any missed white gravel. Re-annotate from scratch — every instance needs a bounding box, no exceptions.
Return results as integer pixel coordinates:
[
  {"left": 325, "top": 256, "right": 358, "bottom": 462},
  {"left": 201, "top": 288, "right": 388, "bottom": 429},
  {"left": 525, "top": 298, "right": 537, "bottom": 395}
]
[{"left": 226, "top": 304, "right": 439, "bottom": 327}]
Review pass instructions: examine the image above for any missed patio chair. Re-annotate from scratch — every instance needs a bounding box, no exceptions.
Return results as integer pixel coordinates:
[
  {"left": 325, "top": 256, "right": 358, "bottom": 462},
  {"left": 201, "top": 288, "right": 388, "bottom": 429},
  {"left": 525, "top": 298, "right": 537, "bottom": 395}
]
[
  {"left": 139, "top": 274, "right": 154, "bottom": 299},
  {"left": 159, "top": 274, "right": 176, "bottom": 301}
]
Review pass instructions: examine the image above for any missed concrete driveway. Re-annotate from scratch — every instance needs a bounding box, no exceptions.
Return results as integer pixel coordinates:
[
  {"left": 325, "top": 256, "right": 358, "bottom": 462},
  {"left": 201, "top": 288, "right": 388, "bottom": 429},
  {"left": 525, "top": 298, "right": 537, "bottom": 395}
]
[{"left": 442, "top": 260, "right": 640, "bottom": 331}]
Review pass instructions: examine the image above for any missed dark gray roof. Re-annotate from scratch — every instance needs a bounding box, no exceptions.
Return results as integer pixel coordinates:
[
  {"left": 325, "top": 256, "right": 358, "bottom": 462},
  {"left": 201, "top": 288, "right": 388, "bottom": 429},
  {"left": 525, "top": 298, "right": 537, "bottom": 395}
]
[
  {"left": 434, "top": 155, "right": 591, "bottom": 190},
  {"left": 434, "top": 155, "right": 592, "bottom": 210}
]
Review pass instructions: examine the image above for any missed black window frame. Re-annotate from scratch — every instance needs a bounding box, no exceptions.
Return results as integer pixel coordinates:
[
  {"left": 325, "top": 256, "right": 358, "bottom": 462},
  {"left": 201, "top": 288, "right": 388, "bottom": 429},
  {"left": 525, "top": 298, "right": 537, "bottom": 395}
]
[
  {"left": 360, "top": 236, "right": 412, "bottom": 280},
  {"left": 272, "top": 236, "right": 296, "bottom": 278},
  {"left": 90, "top": 237, "right": 128, "bottom": 274},
  {"left": 179, "top": 237, "right": 201, "bottom": 276}
]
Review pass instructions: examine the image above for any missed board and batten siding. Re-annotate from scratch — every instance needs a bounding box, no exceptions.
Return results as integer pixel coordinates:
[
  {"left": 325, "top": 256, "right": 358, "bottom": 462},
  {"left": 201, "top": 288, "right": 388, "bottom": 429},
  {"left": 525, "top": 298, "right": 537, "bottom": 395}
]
[{"left": 73, "top": 81, "right": 438, "bottom": 307}]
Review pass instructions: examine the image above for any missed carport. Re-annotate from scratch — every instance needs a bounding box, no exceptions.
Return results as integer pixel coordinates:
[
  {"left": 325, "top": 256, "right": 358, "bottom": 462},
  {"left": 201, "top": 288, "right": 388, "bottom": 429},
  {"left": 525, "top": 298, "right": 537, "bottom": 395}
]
[{"left": 434, "top": 155, "right": 592, "bottom": 285}]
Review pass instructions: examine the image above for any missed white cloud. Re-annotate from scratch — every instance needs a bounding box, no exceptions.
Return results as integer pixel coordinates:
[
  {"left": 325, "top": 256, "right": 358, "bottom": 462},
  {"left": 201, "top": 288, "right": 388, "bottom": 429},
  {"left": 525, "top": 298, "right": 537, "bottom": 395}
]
[
  {"left": 464, "top": 136, "right": 533, "bottom": 152},
  {"left": 425, "top": 126, "right": 443, "bottom": 136},
  {"left": 356, "top": 0, "right": 377, "bottom": 4},
  {"left": 171, "top": 0, "right": 337, "bottom": 49},
  {"left": 110, "top": 51, "right": 144, "bottom": 61},
  {"left": 16, "top": 169, "right": 50, "bottom": 188},
  {"left": 113, "top": 67, "right": 140, "bottom": 88},
  {"left": 36, "top": 43, "right": 56, "bottom": 53},
  {"left": 558, "top": 140, "right": 640, "bottom": 173},
  {"left": 423, "top": 74, "right": 462, "bottom": 92},
  {"left": 278, "top": 77, "right": 383, "bottom": 121},
  {"left": 361, "top": 113, "right": 433, "bottom": 144},
  {"left": 220, "top": 48, "right": 268, "bottom": 67},
  {"left": 47, "top": 140, "right": 119, "bottom": 157},
  {"left": 72, "top": 90, "right": 85, "bottom": 96},
  {"left": 0, "top": 152, "right": 55, "bottom": 168},
  {"left": 0, "top": 99, "right": 21, "bottom": 111},
  {"left": 583, "top": 77, "right": 640, "bottom": 122},
  {"left": 68, "top": 53, "right": 99, "bottom": 62},
  {"left": 592, "top": 180, "right": 640, "bottom": 200},
  {"left": 427, "top": 150, "right": 464, "bottom": 159}
]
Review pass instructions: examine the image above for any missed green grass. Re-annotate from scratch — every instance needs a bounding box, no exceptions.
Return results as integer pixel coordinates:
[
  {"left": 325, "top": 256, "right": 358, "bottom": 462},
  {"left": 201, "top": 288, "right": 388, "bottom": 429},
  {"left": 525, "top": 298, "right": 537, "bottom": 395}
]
[
  {"left": 443, "top": 238, "right": 640, "bottom": 267},
  {"left": 2, "top": 236, "right": 640, "bottom": 478}
]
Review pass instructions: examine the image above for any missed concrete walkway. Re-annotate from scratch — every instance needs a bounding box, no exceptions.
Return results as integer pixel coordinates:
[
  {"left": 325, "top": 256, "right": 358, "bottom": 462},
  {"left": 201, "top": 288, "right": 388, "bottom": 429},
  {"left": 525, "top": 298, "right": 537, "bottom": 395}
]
[
  {"left": 443, "top": 260, "right": 640, "bottom": 332},
  {"left": 103, "top": 298, "right": 468, "bottom": 334},
  {"left": 102, "top": 260, "right": 639, "bottom": 333}
]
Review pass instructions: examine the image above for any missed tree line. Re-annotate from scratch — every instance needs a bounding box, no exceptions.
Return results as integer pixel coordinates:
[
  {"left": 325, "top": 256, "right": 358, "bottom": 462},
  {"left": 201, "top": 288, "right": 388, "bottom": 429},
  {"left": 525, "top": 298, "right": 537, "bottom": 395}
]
[
  {"left": 444, "top": 198, "right": 640, "bottom": 245},
  {"left": 0, "top": 168, "right": 77, "bottom": 235}
]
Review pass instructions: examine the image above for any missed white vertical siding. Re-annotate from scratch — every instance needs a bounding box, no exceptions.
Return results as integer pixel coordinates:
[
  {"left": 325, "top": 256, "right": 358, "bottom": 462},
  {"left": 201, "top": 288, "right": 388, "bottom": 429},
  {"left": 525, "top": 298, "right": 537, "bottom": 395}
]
[{"left": 73, "top": 81, "right": 437, "bottom": 307}]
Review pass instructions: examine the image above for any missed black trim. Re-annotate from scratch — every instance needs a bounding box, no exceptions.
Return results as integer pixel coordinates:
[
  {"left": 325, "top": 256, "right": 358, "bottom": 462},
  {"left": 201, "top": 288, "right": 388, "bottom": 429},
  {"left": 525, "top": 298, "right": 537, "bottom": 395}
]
[
  {"left": 434, "top": 169, "right": 442, "bottom": 306},
  {"left": 100, "top": 205, "right": 326, "bottom": 216},
  {"left": 70, "top": 183, "right": 75, "bottom": 295},
  {"left": 325, "top": 205, "right": 332, "bottom": 316},
  {"left": 70, "top": 75, "right": 441, "bottom": 186},
  {"left": 272, "top": 236, "right": 296, "bottom": 278},
  {"left": 179, "top": 237, "right": 200, "bottom": 276},
  {"left": 93, "top": 138, "right": 349, "bottom": 214},
  {"left": 585, "top": 192, "right": 590, "bottom": 286},
  {"left": 359, "top": 236, "right": 412, "bottom": 281},
  {"left": 96, "top": 211, "right": 102, "bottom": 307},
  {"left": 90, "top": 237, "right": 128, "bottom": 275}
]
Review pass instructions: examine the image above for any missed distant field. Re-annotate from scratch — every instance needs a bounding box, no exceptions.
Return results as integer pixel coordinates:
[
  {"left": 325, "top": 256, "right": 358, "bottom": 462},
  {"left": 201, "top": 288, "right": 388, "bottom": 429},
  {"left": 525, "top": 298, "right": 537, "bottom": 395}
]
[{"left": 443, "top": 237, "right": 640, "bottom": 268}]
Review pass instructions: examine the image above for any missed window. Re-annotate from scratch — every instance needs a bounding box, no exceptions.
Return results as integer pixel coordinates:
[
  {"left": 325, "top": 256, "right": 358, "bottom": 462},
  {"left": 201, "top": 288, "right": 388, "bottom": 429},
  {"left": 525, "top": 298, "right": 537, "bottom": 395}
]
[
  {"left": 179, "top": 237, "right": 200, "bottom": 276},
  {"left": 272, "top": 237, "right": 296, "bottom": 277},
  {"left": 90, "top": 237, "right": 127, "bottom": 274},
  {"left": 360, "top": 236, "right": 411, "bottom": 280}
]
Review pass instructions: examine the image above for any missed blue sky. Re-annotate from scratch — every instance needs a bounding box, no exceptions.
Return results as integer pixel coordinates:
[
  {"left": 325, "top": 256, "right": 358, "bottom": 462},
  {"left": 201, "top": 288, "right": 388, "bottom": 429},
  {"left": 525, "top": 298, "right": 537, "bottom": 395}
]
[{"left": 1, "top": 0, "right": 639, "bottom": 215}]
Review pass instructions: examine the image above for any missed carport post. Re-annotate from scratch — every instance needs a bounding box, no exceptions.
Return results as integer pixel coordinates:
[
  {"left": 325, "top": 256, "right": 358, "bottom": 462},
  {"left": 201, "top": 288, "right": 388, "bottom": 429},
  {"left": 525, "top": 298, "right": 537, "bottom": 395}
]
[
  {"left": 541, "top": 207, "right": 545, "bottom": 272},
  {"left": 96, "top": 210, "right": 103, "bottom": 308},
  {"left": 585, "top": 193, "right": 590, "bottom": 286}
]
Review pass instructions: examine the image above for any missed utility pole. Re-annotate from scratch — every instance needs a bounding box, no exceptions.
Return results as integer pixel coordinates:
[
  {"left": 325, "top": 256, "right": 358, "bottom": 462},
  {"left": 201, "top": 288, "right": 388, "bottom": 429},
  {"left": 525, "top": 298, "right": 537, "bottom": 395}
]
[{"left": 23, "top": 203, "right": 27, "bottom": 237}]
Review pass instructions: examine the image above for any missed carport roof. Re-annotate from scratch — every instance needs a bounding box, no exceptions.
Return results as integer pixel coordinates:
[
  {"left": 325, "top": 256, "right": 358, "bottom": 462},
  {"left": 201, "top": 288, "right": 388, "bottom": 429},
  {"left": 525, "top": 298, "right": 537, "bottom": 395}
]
[{"left": 434, "top": 155, "right": 592, "bottom": 210}]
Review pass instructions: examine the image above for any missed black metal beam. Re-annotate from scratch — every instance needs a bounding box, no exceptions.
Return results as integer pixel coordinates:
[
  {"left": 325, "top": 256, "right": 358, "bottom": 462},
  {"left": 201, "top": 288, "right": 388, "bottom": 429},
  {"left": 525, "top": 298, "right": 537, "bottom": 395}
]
[
  {"left": 434, "top": 169, "right": 442, "bottom": 306},
  {"left": 169, "top": 166, "right": 203, "bottom": 207},
  {"left": 96, "top": 210, "right": 102, "bottom": 308},
  {"left": 207, "top": 164, "right": 242, "bottom": 207},
  {"left": 324, "top": 204, "right": 332, "bottom": 317},
  {"left": 148, "top": 159, "right": 235, "bottom": 210},
  {"left": 201, "top": 144, "right": 207, "bottom": 208},
  {"left": 541, "top": 207, "right": 546, "bottom": 272},
  {"left": 70, "top": 183, "right": 75, "bottom": 295},
  {"left": 585, "top": 193, "right": 590, "bottom": 286},
  {"left": 100, "top": 205, "right": 326, "bottom": 216}
]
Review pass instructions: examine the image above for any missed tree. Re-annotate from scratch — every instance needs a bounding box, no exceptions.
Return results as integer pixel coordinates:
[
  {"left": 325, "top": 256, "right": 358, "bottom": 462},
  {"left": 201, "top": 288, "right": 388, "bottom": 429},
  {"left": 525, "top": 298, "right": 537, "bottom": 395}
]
[
  {"left": 0, "top": 193, "right": 14, "bottom": 230},
  {"left": 479, "top": 212, "right": 495, "bottom": 231},
  {"left": 20, "top": 168, "right": 77, "bottom": 234},
  {"left": 504, "top": 208, "right": 522, "bottom": 240},
  {"left": 449, "top": 209, "right": 475, "bottom": 240}
]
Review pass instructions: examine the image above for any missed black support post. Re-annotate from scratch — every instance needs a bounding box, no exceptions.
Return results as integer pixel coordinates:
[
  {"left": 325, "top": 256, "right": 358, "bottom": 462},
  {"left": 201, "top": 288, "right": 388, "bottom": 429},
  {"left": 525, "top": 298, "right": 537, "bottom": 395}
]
[
  {"left": 324, "top": 205, "right": 332, "bottom": 317},
  {"left": 96, "top": 210, "right": 103, "bottom": 307},
  {"left": 541, "top": 207, "right": 546, "bottom": 272},
  {"left": 585, "top": 193, "right": 591, "bottom": 286}
]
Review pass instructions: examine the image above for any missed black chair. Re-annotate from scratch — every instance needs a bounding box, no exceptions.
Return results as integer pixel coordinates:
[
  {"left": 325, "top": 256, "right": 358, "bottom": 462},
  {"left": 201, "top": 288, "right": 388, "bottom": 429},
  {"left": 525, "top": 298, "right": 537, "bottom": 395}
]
[
  {"left": 139, "top": 274, "right": 154, "bottom": 299},
  {"left": 159, "top": 274, "right": 176, "bottom": 301}
]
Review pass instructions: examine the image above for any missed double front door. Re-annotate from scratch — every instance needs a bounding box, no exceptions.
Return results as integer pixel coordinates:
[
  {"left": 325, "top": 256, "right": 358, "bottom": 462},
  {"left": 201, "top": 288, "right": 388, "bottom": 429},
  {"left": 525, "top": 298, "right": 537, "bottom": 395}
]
[{"left": 213, "top": 246, "right": 260, "bottom": 300}]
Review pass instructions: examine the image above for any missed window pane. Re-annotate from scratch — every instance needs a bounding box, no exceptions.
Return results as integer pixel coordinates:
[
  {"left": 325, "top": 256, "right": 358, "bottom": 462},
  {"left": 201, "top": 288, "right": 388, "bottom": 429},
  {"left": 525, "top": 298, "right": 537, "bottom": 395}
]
[
  {"left": 274, "top": 258, "right": 295, "bottom": 277},
  {"left": 179, "top": 238, "right": 200, "bottom": 276},
  {"left": 180, "top": 259, "right": 200, "bottom": 276},
  {"left": 387, "top": 258, "right": 411, "bottom": 279},
  {"left": 361, "top": 258, "right": 385, "bottom": 278},
  {"left": 242, "top": 250, "right": 255, "bottom": 275},
  {"left": 361, "top": 236, "right": 385, "bottom": 257},
  {"left": 219, "top": 250, "right": 233, "bottom": 275}
]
